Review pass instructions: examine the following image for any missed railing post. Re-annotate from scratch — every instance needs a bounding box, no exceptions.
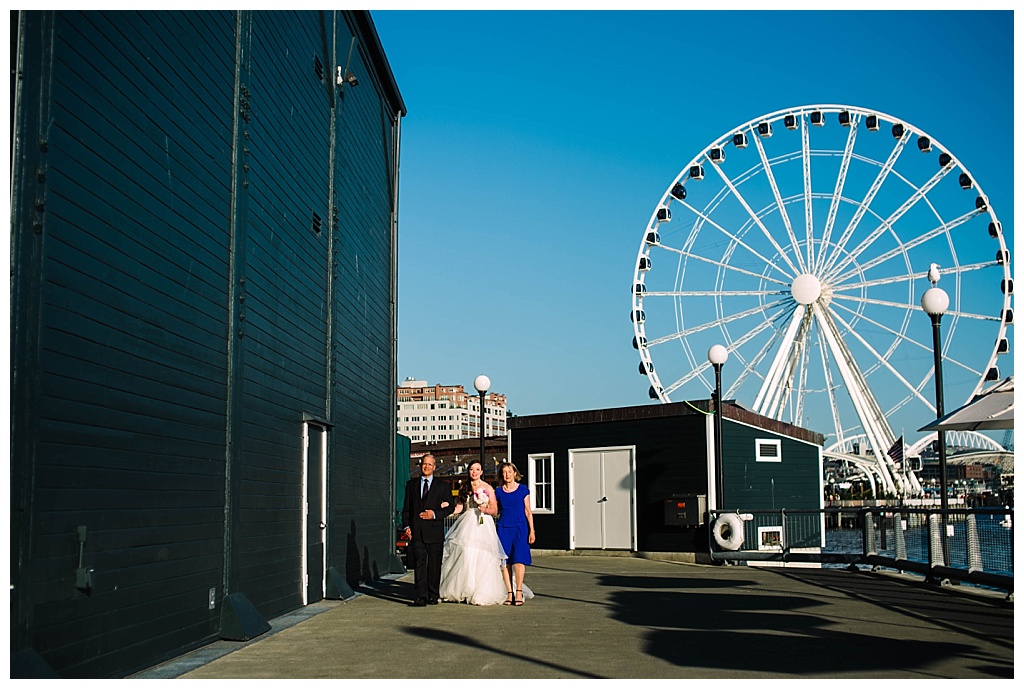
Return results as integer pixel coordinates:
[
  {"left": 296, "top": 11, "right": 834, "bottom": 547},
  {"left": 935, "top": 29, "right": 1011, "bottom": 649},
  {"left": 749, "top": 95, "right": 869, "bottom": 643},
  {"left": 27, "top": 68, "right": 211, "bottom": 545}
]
[
  {"left": 863, "top": 509, "right": 876, "bottom": 557},
  {"left": 894, "top": 510, "right": 907, "bottom": 562},
  {"left": 966, "top": 513, "right": 983, "bottom": 573},
  {"left": 781, "top": 508, "right": 787, "bottom": 562},
  {"left": 928, "top": 513, "right": 945, "bottom": 568}
]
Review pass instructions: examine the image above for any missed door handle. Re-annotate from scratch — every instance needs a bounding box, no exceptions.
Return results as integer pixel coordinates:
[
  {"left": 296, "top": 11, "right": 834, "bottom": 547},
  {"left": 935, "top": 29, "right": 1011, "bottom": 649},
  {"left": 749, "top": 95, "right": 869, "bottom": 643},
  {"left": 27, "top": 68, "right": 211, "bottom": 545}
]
[
  {"left": 319, "top": 521, "right": 327, "bottom": 530},
  {"left": 598, "top": 496, "right": 608, "bottom": 503}
]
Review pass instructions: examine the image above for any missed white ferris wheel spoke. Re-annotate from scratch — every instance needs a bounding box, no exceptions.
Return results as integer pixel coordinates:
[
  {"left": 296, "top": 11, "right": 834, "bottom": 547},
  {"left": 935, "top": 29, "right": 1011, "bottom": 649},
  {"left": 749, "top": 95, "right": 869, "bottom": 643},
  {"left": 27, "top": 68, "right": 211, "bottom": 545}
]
[
  {"left": 656, "top": 244, "right": 792, "bottom": 286},
  {"left": 817, "top": 115, "right": 860, "bottom": 272},
  {"left": 676, "top": 200, "right": 794, "bottom": 279},
  {"left": 831, "top": 260, "right": 997, "bottom": 294},
  {"left": 824, "top": 164, "right": 954, "bottom": 283},
  {"left": 830, "top": 209, "right": 983, "bottom": 282},
  {"left": 826, "top": 306, "right": 938, "bottom": 412},
  {"left": 638, "top": 298, "right": 790, "bottom": 346},
  {"left": 801, "top": 113, "right": 814, "bottom": 269},
  {"left": 831, "top": 292, "right": 1001, "bottom": 321},
  {"left": 750, "top": 125, "right": 805, "bottom": 274},
  {"left": 661, "top": 313, "right": 786, "bottom": 397},
  {"left": 830, "top": 300, "right": 983, "bottom": 378},
  {"left": 831, "top": 303, "right": 983, "bottom": 376},
  {"left": 819, "top": 128, "right": 912, "bottom": 276},
  {"left": 723, "top": 303, "right": 802, "bottom": 400},
  {"left": 642, "top": 289, "right": 787, "bottom": 298},
  {"left": 705, "top": 158, "right": 802, "bottom": 276}
]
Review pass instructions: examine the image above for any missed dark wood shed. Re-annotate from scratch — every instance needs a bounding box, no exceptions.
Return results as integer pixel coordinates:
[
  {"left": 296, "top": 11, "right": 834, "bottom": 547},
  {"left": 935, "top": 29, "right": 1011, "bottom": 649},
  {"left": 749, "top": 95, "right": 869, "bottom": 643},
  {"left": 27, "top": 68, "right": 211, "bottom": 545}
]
[{"left": 509, "top": 400, "right": 824, "bottom": 557}]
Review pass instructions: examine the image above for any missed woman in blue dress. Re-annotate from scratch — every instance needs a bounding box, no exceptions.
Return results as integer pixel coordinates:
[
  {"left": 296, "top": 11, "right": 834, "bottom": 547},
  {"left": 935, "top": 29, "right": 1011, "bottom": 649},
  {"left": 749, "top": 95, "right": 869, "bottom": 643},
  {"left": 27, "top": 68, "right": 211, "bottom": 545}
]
[{"left": 494, "top": 462, "right": 535, "bottom": 606}]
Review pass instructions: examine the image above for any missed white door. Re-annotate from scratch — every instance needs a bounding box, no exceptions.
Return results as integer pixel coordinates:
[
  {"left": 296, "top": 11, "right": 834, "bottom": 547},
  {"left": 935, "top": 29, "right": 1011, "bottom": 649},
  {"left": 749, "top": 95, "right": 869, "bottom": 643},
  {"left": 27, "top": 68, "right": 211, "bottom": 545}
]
[
  {"left": 302, "top": 422, "right": 327, "bottom": 604},
  {"left": 570, "top": 447, "right": 635, "bottom": 550}
]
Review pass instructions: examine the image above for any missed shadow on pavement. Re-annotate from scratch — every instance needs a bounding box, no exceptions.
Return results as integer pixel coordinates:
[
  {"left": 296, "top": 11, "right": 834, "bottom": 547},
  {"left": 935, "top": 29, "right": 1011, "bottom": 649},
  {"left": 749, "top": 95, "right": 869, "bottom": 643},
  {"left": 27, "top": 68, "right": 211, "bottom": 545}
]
[
  {"left": 401, "top": 626, "right": 605, "bottom": 679},
  {"left": 764, "top": 568, "right": 1014, "bottom": 644},
  {"left": 597, "top": 567, "right": 1012, "bottom": 678}
]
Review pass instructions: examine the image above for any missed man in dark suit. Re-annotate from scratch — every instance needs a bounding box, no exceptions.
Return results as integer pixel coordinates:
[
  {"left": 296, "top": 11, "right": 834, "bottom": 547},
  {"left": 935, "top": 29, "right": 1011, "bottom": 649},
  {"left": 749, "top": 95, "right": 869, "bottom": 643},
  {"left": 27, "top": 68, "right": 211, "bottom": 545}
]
[{"left": 401, "top": 454, "right": 454, "bottom": 606}]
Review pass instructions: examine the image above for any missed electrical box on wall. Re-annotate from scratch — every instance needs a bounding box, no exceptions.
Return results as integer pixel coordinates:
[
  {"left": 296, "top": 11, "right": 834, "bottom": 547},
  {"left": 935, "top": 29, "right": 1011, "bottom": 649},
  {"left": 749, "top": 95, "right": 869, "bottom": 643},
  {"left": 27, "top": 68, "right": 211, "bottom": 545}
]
[{"left": 663, "top": 494, "right": 706, "bottom": 526}]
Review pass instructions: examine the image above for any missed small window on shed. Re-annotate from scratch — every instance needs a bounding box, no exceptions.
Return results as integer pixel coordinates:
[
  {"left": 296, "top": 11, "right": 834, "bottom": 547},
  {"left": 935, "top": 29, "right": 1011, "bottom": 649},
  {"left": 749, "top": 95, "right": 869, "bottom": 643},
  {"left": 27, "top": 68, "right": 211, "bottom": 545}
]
[
  {"left": 529, "top": 453, "right": 555, "bottom": 514},
  {"left": 756, "top": 439, "right": 782, "bottom": 462}
]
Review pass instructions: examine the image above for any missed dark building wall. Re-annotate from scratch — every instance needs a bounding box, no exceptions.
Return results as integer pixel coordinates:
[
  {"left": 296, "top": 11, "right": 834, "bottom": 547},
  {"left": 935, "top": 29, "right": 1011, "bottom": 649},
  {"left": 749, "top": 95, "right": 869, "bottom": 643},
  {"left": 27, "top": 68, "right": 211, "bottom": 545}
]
[
  {"left": 329, "top": 12, "right": 401, "bottom": 585},
  {"left": 10, "top": 10, "right": 402, "bottom": 678}
]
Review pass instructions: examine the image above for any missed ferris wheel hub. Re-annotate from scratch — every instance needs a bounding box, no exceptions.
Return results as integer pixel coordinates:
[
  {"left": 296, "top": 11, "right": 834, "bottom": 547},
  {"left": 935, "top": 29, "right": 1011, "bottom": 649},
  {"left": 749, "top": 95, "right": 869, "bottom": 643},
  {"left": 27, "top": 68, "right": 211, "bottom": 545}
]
[{"left": 791, "top": 273, "right": 822, "bottom": 305}]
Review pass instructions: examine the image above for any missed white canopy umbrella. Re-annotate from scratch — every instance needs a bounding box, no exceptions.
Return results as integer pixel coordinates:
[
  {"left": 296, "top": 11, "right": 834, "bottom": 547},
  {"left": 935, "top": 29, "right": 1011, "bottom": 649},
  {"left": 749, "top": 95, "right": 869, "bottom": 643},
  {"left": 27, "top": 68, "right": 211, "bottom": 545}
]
[{"left": 918, "top": 377, "right": 1014, "bottom": 432}]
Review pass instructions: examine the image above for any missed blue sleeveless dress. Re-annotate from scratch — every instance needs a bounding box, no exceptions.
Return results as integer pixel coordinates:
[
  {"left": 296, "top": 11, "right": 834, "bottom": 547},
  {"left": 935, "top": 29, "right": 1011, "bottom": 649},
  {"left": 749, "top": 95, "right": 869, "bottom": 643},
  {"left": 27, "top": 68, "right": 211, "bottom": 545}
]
[{"left": 494, "top": 483, "right": 532, "bottom": 566}]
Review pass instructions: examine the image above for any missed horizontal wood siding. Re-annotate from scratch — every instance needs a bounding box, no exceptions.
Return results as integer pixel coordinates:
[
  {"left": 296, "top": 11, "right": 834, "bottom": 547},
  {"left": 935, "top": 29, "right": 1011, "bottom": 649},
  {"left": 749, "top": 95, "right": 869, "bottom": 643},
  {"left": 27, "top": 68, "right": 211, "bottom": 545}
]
[
  {"left": 26, "top": 10, "right": 236, "bottom": 677},
  {"left": 328, "top": 15, "right": 398, "bottom": 585},
  {"left": 723, "top": 421, "right": 823, "bottom": 511},
  {"left": 12, "top": 9, "right": 401, "bottom": 677},
  {"left": 235, "top": 9, "right": 332, "bottom": 617}
]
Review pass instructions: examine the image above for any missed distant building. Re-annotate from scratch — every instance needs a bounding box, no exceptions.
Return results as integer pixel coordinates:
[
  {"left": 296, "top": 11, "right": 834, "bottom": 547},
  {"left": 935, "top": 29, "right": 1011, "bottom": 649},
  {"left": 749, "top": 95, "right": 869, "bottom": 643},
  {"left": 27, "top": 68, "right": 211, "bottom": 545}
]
[{"left": 397, "top": 377, "right": 507, "bottom": 442}]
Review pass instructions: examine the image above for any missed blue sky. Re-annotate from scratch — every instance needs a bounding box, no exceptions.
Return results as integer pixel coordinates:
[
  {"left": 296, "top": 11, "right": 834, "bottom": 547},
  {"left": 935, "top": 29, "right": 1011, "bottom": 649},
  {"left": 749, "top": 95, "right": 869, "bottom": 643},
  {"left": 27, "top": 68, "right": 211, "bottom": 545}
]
[{"left": 372, "top": 8, "right": 1015, "bottom": 440}]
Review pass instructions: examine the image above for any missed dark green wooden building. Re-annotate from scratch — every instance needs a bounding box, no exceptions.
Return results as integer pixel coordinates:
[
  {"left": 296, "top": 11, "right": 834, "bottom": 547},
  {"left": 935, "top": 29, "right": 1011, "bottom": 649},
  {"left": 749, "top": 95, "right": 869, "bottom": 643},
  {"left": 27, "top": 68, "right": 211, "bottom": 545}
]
[
  {"left": 11, "top": 10, "right": 404, "bottom": 678},
  {"left": 509, "top": 401, "right": 824, "bottom": 557}
]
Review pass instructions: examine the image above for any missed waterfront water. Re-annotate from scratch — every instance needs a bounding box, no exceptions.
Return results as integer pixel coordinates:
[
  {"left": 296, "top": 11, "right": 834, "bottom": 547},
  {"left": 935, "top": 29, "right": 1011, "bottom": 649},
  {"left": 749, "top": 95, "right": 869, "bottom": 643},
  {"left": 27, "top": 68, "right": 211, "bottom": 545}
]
[{"left": 824, "top": 512, "right": 1013, "bottom": 576}]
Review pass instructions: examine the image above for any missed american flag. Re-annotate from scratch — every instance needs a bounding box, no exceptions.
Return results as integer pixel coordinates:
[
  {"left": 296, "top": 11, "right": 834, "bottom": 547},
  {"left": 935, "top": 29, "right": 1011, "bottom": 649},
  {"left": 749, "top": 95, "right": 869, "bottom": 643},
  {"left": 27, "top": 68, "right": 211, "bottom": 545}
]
[{"left": 886, "top": 436, "right": 904, "bottom": 468}]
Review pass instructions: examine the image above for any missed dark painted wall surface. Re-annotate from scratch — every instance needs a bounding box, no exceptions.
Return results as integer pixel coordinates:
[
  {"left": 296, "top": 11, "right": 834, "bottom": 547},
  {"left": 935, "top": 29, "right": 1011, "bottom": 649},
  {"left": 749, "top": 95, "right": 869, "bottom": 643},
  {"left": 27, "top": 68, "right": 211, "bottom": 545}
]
[{"left": 11, "top": 10, "right": 402, "bottom": 678}]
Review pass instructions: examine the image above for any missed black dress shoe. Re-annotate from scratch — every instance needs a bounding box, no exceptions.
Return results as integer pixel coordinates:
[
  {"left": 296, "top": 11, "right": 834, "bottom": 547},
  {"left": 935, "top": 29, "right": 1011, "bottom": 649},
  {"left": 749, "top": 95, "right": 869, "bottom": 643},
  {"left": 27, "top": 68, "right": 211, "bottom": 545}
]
[
  {"left": 410, "top": 598, "right": 428, "bottom": 607},
  {"left": 427, "top": 599, "right": 439, "bottom": 605}
]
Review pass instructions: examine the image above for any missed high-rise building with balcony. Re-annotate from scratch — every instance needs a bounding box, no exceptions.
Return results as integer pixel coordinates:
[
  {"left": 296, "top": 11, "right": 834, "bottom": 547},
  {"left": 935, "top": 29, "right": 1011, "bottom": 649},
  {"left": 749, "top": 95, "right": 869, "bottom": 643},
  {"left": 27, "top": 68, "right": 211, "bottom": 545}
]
[{"left": 397, "top": 377, "right": 507, "bottom": 443}]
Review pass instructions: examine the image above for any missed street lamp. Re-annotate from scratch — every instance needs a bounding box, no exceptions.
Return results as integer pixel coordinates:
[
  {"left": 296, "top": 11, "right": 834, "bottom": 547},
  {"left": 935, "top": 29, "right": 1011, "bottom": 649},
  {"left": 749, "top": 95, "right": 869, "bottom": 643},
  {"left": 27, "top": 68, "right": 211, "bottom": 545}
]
[
  {"left": 708, "top": 345, "right": 728, "bottom": 509},
  {"left": 921, "top": 271, "right": 950, "bottom": 514},
  {"left": 473, "top": 374, "right": 490, "bottom": 468}
]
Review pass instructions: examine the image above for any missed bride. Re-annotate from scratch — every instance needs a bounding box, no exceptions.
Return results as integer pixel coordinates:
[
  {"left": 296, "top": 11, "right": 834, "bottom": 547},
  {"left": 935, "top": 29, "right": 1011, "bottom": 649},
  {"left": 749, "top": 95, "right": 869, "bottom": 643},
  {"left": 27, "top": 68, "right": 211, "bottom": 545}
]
[{"left": 438, "top": 459, "right": 509, "bottom": 605}]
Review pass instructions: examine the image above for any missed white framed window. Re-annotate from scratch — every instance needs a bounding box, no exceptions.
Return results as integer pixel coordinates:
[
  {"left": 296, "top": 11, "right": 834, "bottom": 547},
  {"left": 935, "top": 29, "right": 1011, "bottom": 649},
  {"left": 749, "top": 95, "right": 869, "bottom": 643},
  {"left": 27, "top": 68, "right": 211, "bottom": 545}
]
[
  {"left": 757, "top": 526, "right": 784, "bottom": 551},
  {"left": 756, "top": 439, "right": 782, "bottom": 462},
  {"left": 528, "top": 453, "right": 555, "bottom": 514}
]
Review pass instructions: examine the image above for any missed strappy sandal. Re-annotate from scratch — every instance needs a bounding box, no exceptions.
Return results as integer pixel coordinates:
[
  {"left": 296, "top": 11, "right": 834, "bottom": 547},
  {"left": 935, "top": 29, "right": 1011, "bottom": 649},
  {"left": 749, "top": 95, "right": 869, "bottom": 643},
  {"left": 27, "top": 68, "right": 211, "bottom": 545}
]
[
  {"left": 514, "top": 590, "right": 524, "bottom": 606},
  {"left": 503, "top": 591, "right": 513, "bottom": 606}
]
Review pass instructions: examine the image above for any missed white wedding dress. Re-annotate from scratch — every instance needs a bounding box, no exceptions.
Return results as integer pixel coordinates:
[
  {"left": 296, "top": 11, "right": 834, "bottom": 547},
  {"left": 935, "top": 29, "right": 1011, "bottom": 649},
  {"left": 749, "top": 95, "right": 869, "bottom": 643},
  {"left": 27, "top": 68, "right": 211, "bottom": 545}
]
[{"left": 439, "top": 496, "right": 510, "bottom": 605}]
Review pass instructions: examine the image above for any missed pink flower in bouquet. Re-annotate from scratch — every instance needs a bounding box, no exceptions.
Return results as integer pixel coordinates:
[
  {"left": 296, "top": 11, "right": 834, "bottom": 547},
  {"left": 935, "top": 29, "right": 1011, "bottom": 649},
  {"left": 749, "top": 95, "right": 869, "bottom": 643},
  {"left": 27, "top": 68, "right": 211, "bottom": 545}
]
[{"left": 473, "top": 487, "right": 489, "bottom": 523}]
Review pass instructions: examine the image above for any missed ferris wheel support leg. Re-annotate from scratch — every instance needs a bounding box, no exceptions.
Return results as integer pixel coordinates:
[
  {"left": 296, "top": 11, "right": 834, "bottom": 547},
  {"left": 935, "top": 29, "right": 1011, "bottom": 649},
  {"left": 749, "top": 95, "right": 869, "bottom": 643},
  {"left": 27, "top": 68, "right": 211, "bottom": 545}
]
[
  {"left": 753, "top": 305, "right": 806, "bottom": 416},
  {"left": 811, "top": 304, "right": 901, "bottom": 496}
]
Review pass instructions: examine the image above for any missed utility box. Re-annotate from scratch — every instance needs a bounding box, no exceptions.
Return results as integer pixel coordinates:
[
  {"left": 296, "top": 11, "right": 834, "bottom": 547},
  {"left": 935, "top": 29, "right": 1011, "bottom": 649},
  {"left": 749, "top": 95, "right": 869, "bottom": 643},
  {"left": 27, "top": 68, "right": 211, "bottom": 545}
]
[{"left": 664, "top": 494, "right": 706, "bottom": 526}]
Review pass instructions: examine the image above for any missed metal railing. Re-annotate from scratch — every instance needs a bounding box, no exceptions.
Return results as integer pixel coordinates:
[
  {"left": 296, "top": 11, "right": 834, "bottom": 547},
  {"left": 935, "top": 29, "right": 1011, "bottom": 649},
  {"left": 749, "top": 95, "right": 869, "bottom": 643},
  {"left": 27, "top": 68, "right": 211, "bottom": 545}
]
[{"left": 708, "top": 506, "right": 1013, "bottom": 596}]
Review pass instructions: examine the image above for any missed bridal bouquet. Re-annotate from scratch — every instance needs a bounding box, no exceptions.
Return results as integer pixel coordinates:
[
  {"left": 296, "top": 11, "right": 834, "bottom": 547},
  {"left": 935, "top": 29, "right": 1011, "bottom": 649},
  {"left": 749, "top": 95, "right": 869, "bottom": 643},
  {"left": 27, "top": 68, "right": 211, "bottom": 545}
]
[{"left": 473, "top": 487, "right": 489, "bottom": 524}]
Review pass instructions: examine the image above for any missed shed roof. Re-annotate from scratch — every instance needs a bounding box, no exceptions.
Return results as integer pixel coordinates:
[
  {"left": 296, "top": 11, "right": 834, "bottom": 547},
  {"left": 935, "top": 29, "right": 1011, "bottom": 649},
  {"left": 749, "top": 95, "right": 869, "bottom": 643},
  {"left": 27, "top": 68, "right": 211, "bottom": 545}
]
[{"left": 509, "top": 400, "right": 824, "bottom": 446}]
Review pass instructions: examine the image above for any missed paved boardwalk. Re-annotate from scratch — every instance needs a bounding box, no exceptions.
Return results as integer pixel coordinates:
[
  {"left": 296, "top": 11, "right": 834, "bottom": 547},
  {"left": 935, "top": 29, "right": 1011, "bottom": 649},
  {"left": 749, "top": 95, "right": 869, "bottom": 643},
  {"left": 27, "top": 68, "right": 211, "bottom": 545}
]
[{"left": 140, "top": 555, "right": 1013, "bottom": 679}]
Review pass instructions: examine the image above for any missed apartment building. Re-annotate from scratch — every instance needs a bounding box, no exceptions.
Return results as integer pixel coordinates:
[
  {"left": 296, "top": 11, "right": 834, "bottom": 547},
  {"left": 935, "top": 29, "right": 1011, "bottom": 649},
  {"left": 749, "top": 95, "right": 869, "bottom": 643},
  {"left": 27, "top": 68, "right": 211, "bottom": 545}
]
[{"left": 398, "top": 377, "right": 507, "bottom": 442}]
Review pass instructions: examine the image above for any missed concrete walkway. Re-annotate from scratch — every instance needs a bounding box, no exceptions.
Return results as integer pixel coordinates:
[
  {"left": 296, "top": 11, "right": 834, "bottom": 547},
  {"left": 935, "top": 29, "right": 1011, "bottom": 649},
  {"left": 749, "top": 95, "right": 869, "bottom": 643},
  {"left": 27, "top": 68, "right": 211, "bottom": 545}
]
[{"left": 135, "top": 554, "right": 1013, "bottom": 679}]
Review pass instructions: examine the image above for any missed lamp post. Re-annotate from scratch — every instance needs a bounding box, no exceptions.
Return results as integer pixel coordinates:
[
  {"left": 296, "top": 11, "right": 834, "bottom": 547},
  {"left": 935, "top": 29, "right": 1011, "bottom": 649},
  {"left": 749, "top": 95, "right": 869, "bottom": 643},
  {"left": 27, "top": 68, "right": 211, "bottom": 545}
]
[
  {"left": 921, "top": 275, "right": 950, "bottom": 514},
  {"left": 473, "top": 374, "right": 490, "bottom": 468},
  {"left": 708, "top": 345, "right": 728, "bottom": 510}
]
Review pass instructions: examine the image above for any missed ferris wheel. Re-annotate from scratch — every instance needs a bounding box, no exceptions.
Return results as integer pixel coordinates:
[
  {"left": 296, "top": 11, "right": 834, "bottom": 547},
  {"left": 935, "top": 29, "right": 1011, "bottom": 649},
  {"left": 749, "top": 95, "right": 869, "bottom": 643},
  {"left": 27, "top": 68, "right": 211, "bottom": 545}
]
[{"left": 632, "top": 104, "right": 1012, "bottom": 496}]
